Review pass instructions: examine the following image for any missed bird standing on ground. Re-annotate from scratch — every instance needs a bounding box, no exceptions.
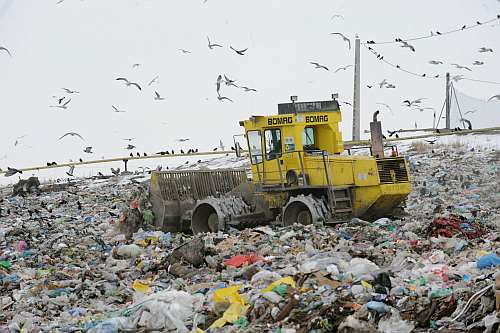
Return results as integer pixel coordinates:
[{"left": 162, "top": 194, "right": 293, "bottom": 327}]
[
  {"left": 330, "top": 32, "right": 351, "bottom": 49},
  {"left": 59, "top": 132, "right": 84, "bottom": 140},
  {"left": 5, "top": 167, "right": 22, "bottom": 177},
  {"left": 207, "top": 36, "right": 223, "bottom": 49},
  {"left": 310, "top": 62, "right": 329, "bottom": 70},
  {"left": 111, "top": 168, "right": 120, "bottom": 176},
  {"left": 116, "top": 77, "right": 142, "bottom": 90},
  {"left": 230, "top": 46, "right": 248, "bottom": 55}
]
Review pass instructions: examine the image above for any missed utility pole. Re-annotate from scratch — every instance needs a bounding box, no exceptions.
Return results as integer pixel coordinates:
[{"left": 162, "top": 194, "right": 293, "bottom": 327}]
[
  {"left": 352, "top": 36, "right": 361, "bottom": 141},
  {"left": 445, "top": 72, "right": 451, "bottom": 129}
]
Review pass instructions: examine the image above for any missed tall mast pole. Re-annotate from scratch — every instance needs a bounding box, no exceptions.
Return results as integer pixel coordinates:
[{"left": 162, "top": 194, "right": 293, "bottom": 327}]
[{"left": 352, "top": 36, "right": 361, "bottom": 141}]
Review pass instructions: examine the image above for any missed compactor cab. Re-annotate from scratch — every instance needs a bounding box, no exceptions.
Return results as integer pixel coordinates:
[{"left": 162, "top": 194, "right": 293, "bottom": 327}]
[{"left": 150, "top": 95, "right": 412, "bottom": 233}]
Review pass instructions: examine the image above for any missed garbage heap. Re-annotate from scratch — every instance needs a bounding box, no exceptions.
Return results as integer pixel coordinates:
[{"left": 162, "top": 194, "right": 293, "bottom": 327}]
[{"left": 1, "top": 143, "right": 499, "bottom": 333}]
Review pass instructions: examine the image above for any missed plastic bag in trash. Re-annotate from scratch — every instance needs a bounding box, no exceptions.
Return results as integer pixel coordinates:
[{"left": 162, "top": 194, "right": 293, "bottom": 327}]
[{"left": 378, "top": 309, "right": 414, "bottom": 333}]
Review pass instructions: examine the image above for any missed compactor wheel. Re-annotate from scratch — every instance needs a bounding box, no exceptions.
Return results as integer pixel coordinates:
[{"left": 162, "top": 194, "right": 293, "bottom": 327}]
[
  {"left": 282, "top": 194, "right": 329, "bottom": 226},
  {"left": 191, "top": 196, "right": 250, "bottom": 234}
]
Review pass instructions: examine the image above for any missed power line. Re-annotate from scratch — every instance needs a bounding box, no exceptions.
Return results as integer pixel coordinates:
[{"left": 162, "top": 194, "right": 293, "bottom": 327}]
[
  {"left": 461, "top": 77, "right": 500, "bottom": 85},
  {"left": 363, "top": 44, "right": 440, "bottom": 79},
  {"left": 362, "top": 15, "right": 500, "bottom": 45}
]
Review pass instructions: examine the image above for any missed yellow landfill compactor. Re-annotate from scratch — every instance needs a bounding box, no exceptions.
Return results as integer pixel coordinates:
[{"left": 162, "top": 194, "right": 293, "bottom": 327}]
[{"left": 150, "top": 97, "right": 411, "bottom": 234}]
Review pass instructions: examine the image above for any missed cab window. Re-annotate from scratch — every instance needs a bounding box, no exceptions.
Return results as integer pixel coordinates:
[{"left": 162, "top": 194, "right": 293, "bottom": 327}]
[
  {"left": 303, "top": 127, "right": 317, "bottom": 152},
  {"left": 264, "top": 128, "right": 282, "bottom": 160},
  {"left": 247, "top": 130, "right": 263, "bottom": 164}
]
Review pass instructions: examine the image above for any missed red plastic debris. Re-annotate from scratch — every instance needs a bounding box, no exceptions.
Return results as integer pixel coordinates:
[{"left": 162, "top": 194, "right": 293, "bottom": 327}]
[
  {"left": 223, "top": 253, "right": 263, "bottom": 268},
  {"left": 430, "top": 215, "right": 482, "bottom": 240}
]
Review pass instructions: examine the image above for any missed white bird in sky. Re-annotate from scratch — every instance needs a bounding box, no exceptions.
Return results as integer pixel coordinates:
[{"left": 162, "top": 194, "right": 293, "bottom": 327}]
[
  {"left": 241, "top": 86, "right": 257, "bottom": 92},
  {"left": 62, "top": 88, "right": 79, "bottom": 94},
  {"left": 334, "top": 65, "right": 352, "bottom": 73},
  {"left": 0, "top": 46, "right": 12, "bottom": 57},
  {"left": 230, "top": 46, "right": 248, "bottom": 55},
  {"left": 451, "top": 63, "right": 472, "bottom": 71},
  {"left": 488, "top": 93, "right": 500, "bottom": 102},
  {"left": 116, "top": 77, "right": 142, "bottom": 90},
  {"left": 398, "top": 40, "right": 415, "bottom": 52},
  {"left": 310, "top": 62, "right": 329, "bottom": 71},
  {"left": 176, "top": 138, "right": 190, "bottom": 142},
  {"left": 112, "top": 105, "right": 125, "bottom": 113},
  {"left": 464, "top": 110, "right": 477, "bottom": 115},
  {"left": 472, "top": 61, "right": 484, "bottom": 65},
  {"left": 14, "top": 135, "right": 27, "bottom": 146},
  {"left": 148, "top": 75, "right": 159, "bottom": 86},
  {"left": 330, "top": 32, "right": 351, "bottom": 49},
  {"left": 376, "top": 103, "right": 393, "bottom": 114},
  {"left": 451, "top": 75, "right": 464, "bottom": 82},
  {"left": 428, "top": 60, "right": 443, "bottom": 65},
  {"left": 217, "top": 94, "right": 234, "bottom": 102},
  {"left": 479, "top": 47, "right": 493, "bottom": 53},
  {"left": 179, "top": 48, "right": 191, "bottom": 54},
  {"left": 83, "top": 146, "right": 93, "bottom": 153},
  {"left": 223, "top": 74, "right": 238, "bottom": 87},
  {"left": 207, "top": 36, "right": 223, "bottom": 49},
  {"left": 50, "top": 98, "right": 71, "bottom": 110},
  {"left": 331, "top": 14, "right": 344, "bottom": 20},
  {"left": 154, "top": 91, "right": 165, "bottom": 101},
  {"left": 59, "top": 132, "right": 84, "bottom": 140}
]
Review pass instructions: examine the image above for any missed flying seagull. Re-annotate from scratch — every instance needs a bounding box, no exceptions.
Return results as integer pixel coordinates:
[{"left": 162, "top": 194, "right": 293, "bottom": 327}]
[
  {"left": 472, "top": 61, "right": 484, "bottom": 65},
  {"left": 0, "top": 46, "right": 12, "bottom": 57},
  {"left": 241, "top": 86, "right": 257, "bottom": 92},
  {"left": 132, "top": 63, "right": 141, "bottom": 68},
  {"left": 464, "top": 110, "right": 477, "bottom": 115},
  {"left": 230, "top": 46, "right": 248, "bottom": 55},
  {"left": 216, "top": 75, "right": 222, "bottom": 93},
  {"left": 330, "top": 32, "right": 351, "bottom": 49},
  {"left": 223, "top": 75, "right": 238, "bottom": 87},
  {"left": 488, "top": 93, "right": 500, "bottom": 102},
  {"left": 50, "top": 98, "right": 71, "bottom": 110},
  {"left": 379, "top": 79, "right": 388, "bottom": 88},
  {"left": 479, "top": 47, "right": 493, "bottom": 53},
  {"left": 428, "top": 60, "right": 443, "bottom": 65},
  {"left": 402, "top": 98, "right": 426, "bottom": 107},
  {"left": 310, "top": 62, "right": 329, "bottom": 70},
  {"left": 83, "top": 146, "right": 93, "bottom": 153},
  {"left": 116, "top": 77, "right": 142, "bottom": 90},
  {"left": 14, "top": 135, "right": 27, "bottom": 147},
  {"left": 176, "top": 138, "right": 190, "bottom": 142},
  {"left": 62, "top": 88, "right": 79, "bottom": 94},
  {"left": 111, "top": 168, "right": 120, "bottom": 176},
  {"left": 112, "top": 105, "right": 125, "bottom": 113},
  {"left": 66, "top": 165, "right": 75, "bottom": 177},
  {"left": 399, "top": 40, "right": 415, "bottom": 52},
  {"left": 451, "top": 63, "right": 472, "bottom": 71},
  {"left": 334, "top": 65, "right": 352, "bottom": 73},
  {"left": 217, "top": 94, "right": 234, "bottom": 102},
  {"left": 148, "top": 75, "right": 159, "bottom": 86},
  {"left": 331, "top": 14, "right": 344, "bottom": 20},
  {"left": 179, "top": 49, "right": 191, "bottom": 54},
  {"left": 125, "top": 144, "right": 136, "bottom": 150},
  {"left": 451, "top": 75, "right": 464, "bottom": 82},
  {"left": 376, "top": 103, "right": 393, "bottom": 114},
  {"left": 59, "top": 132, "right": 84, "bottom": 140},
  {"left": 58, "top": 96, "right": 66, "bottom": 104},
  {"left": 412, "top": 107, "right": 434, "bottom": 112},
  {"left": 123, "top": 138, "right": 135, "bottom": 141},
  {"left": 207, "top": 36, "right": 223, "bottom": 49},
  {"left": 154, "top": 91, "right": 165, "bottom": 101}
]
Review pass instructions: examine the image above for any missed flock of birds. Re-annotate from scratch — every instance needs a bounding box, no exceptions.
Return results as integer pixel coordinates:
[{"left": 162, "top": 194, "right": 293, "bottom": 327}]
[{"left": 2, "top": 5, "right": 500, "bottom": 178}]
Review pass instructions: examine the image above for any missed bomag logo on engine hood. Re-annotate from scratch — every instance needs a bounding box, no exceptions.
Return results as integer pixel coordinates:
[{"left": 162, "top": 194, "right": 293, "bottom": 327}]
[{"left": 267, "top": 116, "right": 293, "bottom": 126}]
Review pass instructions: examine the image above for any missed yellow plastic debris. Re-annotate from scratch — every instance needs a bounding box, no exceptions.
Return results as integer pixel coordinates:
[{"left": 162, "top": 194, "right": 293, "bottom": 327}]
[
  {"left": 132, "top": 279, "right": 151, "bottom": 294},
  {"left": 209, "top": 302, "right": 250, "bottom": 329},
  {"left": 213, "top": 285, "right": 245, "bottom": 305},
  {"left": 361, "top": 280, "right": 373, "bottom": 289},
  {"left": 263, "top": 276, "right": 296, "bottom": 293}
]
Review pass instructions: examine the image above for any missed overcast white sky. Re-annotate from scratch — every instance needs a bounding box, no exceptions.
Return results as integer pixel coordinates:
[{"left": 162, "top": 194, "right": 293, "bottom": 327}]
[{"left": 1, "top": 0, "right": 499, "bottom": 183}]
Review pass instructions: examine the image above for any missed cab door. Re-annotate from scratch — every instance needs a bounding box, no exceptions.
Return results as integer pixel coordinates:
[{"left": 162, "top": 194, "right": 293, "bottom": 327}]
[{"left": 262, "top": 127, "right": 284, "bottom": 184}]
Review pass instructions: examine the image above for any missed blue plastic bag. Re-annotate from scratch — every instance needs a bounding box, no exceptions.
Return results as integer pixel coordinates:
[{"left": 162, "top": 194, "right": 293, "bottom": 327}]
[{"left": 477, "top": 253, "right": 500, "bottom": 269}]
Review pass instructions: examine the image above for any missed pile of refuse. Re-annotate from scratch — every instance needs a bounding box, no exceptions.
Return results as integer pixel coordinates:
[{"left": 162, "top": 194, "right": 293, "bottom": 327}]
[{"left": 1, "top": 141, "right": 500, "bottom": 332}]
